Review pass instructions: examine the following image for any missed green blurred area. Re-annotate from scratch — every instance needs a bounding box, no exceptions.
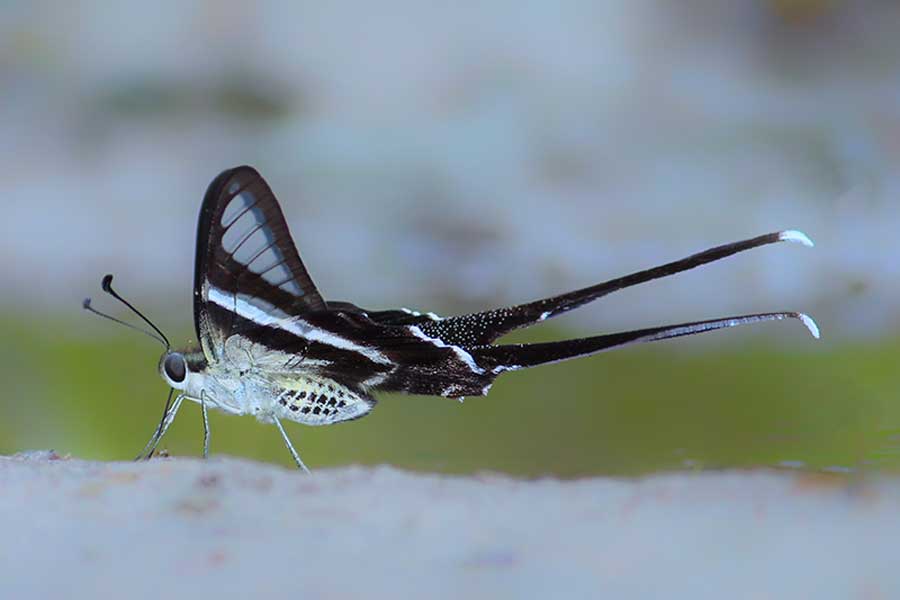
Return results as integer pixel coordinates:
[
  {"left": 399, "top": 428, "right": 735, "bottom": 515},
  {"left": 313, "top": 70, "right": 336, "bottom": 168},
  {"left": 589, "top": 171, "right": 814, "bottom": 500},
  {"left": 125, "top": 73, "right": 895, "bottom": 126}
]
[{"left": 2, "top": 313, "right": 897, "bottom": 477}]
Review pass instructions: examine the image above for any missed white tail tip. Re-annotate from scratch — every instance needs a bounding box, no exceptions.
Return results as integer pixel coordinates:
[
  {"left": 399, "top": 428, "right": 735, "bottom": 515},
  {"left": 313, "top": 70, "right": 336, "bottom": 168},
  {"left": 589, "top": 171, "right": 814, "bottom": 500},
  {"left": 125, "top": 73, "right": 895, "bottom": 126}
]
[
  {"left": 797, "top": 313, "right": 821, "bottom": 339},
  {"left": 778, "top": 230, "right": 814, "bottom": 247}
]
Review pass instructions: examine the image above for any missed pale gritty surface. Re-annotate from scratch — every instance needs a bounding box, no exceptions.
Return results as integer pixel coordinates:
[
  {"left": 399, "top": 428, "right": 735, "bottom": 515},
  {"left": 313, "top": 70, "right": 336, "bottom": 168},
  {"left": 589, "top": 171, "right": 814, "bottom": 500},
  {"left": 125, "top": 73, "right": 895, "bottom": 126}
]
[{"left": 0, "top": 453, "right": 897, "bottom": 600}]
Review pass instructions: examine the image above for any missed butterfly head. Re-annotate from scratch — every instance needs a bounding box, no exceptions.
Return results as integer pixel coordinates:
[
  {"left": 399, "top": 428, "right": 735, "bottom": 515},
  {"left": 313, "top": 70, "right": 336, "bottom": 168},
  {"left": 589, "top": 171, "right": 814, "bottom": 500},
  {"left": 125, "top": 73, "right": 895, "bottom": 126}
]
[
  {"left": 160, "top": 351, "right": 188, "bottom": 388},
  {"left": 158, "top": 349, "right": 206, "bottom": 391}
]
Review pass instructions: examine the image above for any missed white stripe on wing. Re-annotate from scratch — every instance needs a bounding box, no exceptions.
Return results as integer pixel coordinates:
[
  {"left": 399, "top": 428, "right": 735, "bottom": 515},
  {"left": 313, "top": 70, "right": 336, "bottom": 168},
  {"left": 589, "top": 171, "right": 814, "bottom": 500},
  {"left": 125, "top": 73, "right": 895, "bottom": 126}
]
[
  {"left": 407, "top": 325, "right": 485, "bottom": 375},
  {"left": 208, "top": 286, "right": 393, "bottom": 366}
]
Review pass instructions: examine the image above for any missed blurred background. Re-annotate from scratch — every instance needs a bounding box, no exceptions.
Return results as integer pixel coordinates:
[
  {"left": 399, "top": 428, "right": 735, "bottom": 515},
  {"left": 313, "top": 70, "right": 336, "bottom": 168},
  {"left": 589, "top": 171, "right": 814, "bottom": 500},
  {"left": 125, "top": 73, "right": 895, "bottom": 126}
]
[{"left": 1, "top": 0, "right": 898, "bottom": 477}]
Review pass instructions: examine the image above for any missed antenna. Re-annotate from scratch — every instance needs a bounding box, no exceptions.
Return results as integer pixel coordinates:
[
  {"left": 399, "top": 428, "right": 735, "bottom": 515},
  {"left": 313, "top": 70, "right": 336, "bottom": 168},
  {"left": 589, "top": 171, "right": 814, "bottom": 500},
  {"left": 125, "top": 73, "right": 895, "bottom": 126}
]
[{"left": 83, "top": 274, "right": 170, "bottom": 349}]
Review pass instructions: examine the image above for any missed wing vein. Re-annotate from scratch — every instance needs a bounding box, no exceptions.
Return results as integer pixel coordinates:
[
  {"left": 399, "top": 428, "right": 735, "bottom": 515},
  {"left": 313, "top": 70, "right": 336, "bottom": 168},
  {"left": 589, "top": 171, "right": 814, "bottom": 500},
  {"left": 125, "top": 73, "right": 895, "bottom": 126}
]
[{"left": 227, "top": 222, "right": 267, "bottom": 259}]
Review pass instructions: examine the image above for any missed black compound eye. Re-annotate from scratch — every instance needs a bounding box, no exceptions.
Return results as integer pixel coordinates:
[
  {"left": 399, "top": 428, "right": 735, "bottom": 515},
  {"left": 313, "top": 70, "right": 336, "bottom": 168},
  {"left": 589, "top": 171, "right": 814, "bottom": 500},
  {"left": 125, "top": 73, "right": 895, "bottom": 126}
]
[{"left": 164, "top": 353, "right": 186, "bottom": 383}]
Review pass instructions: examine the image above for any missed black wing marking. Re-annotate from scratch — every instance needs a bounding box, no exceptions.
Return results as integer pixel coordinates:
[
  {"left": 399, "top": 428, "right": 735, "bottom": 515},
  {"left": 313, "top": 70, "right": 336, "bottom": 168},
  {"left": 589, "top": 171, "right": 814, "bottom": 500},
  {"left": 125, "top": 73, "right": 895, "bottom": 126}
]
[
  {"left": 325, "top": 301, "right": 442, "bottom": 327},
  {"left": 414, "top": 231, "right": 814, "bottom": 348},
  {"left": 193, "top": 166, "right": 327, "bottom": 360}
]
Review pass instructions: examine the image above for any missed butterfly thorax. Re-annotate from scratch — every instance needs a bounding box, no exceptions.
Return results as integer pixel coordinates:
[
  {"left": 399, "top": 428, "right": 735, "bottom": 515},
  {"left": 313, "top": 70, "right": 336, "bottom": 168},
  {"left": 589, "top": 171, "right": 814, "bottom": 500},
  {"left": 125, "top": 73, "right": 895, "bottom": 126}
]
[{"left": 186, "top": 333, "right": 375, "bottom": 425}]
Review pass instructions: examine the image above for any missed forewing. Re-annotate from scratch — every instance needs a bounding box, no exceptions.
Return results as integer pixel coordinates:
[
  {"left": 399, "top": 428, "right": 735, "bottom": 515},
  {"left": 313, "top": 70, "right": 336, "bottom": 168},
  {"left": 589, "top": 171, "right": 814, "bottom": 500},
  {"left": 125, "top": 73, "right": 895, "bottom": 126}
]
[{"left": 194, "top": 166, "right": 327, "bottom": 360}]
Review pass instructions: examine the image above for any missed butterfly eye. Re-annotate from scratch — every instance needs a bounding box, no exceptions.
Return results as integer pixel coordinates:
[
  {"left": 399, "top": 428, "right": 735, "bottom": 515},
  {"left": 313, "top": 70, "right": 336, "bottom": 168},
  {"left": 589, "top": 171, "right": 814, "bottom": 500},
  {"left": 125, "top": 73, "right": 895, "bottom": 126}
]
[{"left": 164, "top": 353, "right": 187, "bottom": 383}]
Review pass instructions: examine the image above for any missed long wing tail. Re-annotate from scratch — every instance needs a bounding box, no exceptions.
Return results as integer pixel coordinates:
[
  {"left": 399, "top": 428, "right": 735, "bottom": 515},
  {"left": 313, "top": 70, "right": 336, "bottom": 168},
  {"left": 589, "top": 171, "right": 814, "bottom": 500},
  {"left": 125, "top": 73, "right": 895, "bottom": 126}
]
[
  {"left": 473, "top": 312, "right": 820, "bottom": 374},
  {"left": 415, "top": 230, "right": 814, "bottom": 347}
]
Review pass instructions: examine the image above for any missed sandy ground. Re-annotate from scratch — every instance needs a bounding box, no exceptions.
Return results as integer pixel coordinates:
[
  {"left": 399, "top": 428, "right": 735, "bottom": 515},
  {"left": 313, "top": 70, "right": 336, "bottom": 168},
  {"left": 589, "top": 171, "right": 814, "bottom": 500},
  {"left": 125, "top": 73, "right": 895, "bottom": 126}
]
[{"left": 0, "top": 452, "right": 897, "bottom": 599}]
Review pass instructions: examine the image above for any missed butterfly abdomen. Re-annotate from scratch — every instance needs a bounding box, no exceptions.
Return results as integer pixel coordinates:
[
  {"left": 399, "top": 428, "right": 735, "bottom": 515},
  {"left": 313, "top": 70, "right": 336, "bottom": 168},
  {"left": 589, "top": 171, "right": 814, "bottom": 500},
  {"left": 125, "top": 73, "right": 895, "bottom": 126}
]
[{"left": 273, "top": 375, "right": 375, "bottom": 425}]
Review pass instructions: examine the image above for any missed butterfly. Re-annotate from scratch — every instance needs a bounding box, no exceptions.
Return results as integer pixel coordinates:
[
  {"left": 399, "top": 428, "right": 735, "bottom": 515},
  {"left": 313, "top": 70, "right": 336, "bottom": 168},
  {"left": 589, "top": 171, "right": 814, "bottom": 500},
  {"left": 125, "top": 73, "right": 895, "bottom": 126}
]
[{"left": 85, "top": 165, "right": 819, "bottom": 472}]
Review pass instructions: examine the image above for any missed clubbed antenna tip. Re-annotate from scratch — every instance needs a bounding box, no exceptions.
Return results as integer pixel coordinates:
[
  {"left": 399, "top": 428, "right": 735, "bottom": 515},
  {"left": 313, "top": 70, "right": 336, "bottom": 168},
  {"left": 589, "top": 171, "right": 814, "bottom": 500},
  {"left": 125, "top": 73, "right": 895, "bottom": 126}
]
[{"left": 84, "top": 274, "right": 170, "bottom": 349}]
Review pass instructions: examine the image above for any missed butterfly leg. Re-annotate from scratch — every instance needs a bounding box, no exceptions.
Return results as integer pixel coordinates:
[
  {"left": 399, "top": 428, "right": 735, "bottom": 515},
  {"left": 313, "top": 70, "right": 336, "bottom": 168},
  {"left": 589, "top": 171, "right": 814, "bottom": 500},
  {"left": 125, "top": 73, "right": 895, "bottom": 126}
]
[
  {"left": 272, "top": 416, "right": 311, "bottom": 474},
  {"left": 200, "top": 389, "right": 211, "bottom": 459},
  {"left": 137, "top": 394, "right": 186, "bottom": 460},
  {"left": 135, "top": 389, "right": 175, "bottom": 461}
]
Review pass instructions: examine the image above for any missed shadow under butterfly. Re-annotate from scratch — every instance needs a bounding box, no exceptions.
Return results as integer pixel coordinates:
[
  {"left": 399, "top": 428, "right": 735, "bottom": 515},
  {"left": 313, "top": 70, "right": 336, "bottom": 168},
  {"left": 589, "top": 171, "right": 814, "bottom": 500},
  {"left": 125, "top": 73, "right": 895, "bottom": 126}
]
[{"left": 84, "top": 166, "right": 820, "bottom": 472}]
